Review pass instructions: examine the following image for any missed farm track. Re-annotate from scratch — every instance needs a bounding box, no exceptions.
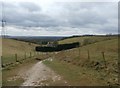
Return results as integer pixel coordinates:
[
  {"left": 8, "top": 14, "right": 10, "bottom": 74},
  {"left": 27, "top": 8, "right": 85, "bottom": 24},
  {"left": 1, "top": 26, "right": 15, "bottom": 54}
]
[{"left": 6, "top": 58, "right": 69, "bottom": 86}]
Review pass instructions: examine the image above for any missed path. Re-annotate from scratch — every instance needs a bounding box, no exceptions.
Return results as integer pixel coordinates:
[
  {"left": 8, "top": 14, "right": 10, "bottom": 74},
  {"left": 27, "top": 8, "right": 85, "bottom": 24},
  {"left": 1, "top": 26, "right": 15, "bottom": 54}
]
[{"left": 18, "top": 60, "right": 68, "bottom": 86}]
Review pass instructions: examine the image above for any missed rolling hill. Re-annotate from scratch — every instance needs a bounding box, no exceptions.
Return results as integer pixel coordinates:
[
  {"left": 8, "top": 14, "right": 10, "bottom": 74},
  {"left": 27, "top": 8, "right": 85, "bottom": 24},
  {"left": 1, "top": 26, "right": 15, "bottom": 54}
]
[
  {"left": 1, "top": 36, "right": 119, "bottom": 86},
  {"left": 58, "top": 36, "right": 117, "bottom": 45},
  {"left": 44, "top": 36, "right": 119, "bottom": 86},
  {"left": 1, "top": 38, "right": 38, "bottom": 64}
]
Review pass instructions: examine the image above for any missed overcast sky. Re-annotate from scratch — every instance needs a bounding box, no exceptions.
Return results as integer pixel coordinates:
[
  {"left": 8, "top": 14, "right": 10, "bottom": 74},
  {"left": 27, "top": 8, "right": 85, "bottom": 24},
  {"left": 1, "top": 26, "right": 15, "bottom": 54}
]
[{"left": 0, "top": 0, "right": 119, "bottom": 36}]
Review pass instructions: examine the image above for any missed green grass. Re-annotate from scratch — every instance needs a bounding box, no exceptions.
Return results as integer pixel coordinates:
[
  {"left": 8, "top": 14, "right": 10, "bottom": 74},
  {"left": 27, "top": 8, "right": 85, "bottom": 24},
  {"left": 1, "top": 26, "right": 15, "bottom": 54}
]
[
  {"left": 1, "top": 36, "right": 119, "bottom": 86},
  {"left": 2, "top": 66, "right": 24, "bottom": 86},
  {"left": 2, "top": 38, "right": 37, "bottom": 55},
  {"left": 2, "top": 78, "right": 24, "bottom": 86},
  {"left": 58, "top": 38, "right": 118, "bottom": 61},
  {"left": 59, "top": 36, "right": 117, "bottom": 45},
  {"left": 1, "top": 56, "right": 16, "bottom": 64},
  {"left": 1, "top": 38, "right": 38, "bottom": 65},
  {"left": 69, "top": 39, "right": 117, "bottom": 70},
  {"left": 1, "top": 52, "right": 36, "bottom": 65},
  {"left": 43, "top": 59, "right": 114, "bottom": 86},
  {"left": 43, "top": 37, "right": 118, "bottom": 86}
]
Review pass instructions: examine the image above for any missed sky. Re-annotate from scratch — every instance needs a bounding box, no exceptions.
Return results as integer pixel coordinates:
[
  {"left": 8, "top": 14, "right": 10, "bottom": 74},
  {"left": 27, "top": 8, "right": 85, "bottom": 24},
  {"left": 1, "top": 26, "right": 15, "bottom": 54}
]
[{"left": 0, "top": 0, "right": 119, "bottom": 36}]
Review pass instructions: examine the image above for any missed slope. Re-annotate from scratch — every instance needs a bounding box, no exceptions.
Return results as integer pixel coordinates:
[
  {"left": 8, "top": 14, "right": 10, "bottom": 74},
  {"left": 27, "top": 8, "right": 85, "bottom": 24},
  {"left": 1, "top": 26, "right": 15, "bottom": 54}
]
[
  {"left": 58, "top": 36, "right": 117, "bottom": 45},
  {"left": 2, "top": 38, "right": 38, "bottom": 64},
  {"left": 43, "top": 37, "right": 119, "bottom": 86}
]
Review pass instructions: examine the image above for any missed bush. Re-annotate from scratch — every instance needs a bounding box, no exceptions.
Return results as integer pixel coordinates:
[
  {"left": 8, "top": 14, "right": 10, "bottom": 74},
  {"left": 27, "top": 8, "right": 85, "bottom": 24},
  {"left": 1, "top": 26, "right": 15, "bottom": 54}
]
[{"left": 36, "top": 42, "right": 80, "bottom": 52}]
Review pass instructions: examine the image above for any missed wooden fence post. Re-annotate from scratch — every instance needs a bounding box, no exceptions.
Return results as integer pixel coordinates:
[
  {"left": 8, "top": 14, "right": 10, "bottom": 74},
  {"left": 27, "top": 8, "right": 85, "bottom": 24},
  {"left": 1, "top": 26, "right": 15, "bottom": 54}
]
[
  {"left": 101, "top": 51, "right": 107, "bottom": 68},
  {"left": 1, "top": 56, "right": 3, "bottom": 66},
  {"left": 1, "top": 56, "right": 2, "bottom": 60},
  {"left": 78, "top": 47, "right": 80, "bottom": 58},
  {"left": 24, "top": 52, "right": 26, "bottom": 59},
  {"left": 15, "top": 53, "right": 18, "bottom": 62},
  {"left": 30, "top": 52, "right": 31, "bottom": 58},
  {"left": 87, "top": 50, "right": 90, "bottom": 61}
]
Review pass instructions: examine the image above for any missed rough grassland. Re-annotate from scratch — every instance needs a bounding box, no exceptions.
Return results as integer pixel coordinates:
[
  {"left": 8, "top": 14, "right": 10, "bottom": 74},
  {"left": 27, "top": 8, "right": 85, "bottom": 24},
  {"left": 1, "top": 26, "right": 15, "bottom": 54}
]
[
  {"left": 2, "top": 38, "right": 38, "bottom": 64},
  {"left": 59, "top": 36, "right": 116, "bottom": 45},
  {"left": 43, "top": 37, "right": 119, "bottom": 86},
  {"left": 2, "top": 38, "right": 38, "bottom": 55}
]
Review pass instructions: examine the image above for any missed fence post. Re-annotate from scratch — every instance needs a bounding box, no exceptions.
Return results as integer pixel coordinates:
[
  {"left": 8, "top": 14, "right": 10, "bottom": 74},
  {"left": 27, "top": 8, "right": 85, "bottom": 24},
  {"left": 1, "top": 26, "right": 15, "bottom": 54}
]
[
  {"left": 1, "top": 56, "right": 3, "bottom": 66},
  {"left": 24, "top": 52, "right": 26, "bottom": 59},
  {"left": 15, "top": 53, "right": 18, "bottom": 62},
  {"left": 101, "top": 51, "right": 107, "bottom": 68},
  {"left": 30, "top": 52, "right": 31, "bottom": 58},
  {"left": 78, "top": 47, "right": 80, "bottom": 58},
  {"left": 87, "top": 50, "right": 90, "bottom": 61}
]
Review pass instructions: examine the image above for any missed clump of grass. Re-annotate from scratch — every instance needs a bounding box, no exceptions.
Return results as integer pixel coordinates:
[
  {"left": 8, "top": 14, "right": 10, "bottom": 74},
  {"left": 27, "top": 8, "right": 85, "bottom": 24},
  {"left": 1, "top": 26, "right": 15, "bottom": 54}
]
[
  {"left": 2, "top": 78, "right": 24, "bottom": 86},
  {"left": 43, "top": 59, "right": 113, "bottom": 86},
  {"left": 43, "top": 38, "right": 118, "bottom": 86}
]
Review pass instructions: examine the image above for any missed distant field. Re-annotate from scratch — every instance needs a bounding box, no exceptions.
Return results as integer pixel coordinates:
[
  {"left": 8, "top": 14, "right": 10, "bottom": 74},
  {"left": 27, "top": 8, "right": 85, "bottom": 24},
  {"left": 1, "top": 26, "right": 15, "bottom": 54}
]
[
  {"left": 2, "top": 38, "right": 38, "bottom": 64},
  {"left": 58, "top": 36, "right": 117, "bottom": 45},
  {"left": 44, "top": 37, "right": 119, "bottom": 86}
]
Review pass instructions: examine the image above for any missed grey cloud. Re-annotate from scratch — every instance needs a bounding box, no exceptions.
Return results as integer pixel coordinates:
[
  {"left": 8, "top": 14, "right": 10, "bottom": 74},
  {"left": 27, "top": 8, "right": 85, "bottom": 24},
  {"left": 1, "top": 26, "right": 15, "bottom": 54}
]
[
  {"left": 2, "top": 1, "right": 62, "bottom": 27},
  {"left": 19, "top": 2, "right": 41, "bottom": 12},
  {"left": 1, "top": 1, "right": 118, "bottom": 35},
  {"left": 58, "top": 2, "right": 117, "bottom": 27}
]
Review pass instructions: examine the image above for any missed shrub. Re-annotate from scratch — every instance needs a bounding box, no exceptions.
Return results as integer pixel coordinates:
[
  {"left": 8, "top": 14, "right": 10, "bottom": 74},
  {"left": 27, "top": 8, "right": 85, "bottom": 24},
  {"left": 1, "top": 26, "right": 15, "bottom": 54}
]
[{"left": 36, "top": 42, "right": 80, "bottom": 52}]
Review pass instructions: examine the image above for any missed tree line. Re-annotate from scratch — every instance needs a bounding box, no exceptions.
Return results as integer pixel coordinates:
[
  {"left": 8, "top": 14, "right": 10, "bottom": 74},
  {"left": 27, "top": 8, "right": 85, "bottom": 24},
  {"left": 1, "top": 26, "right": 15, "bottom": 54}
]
[{"left": 36, "top": 42, "right": 80, "bottom": 52}]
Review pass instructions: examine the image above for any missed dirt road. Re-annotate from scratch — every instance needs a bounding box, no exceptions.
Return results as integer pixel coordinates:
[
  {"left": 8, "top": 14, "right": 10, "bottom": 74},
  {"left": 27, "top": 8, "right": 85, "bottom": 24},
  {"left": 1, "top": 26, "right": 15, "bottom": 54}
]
[{"left": 17, "top": 60, "right": 68, "bottom": 86}]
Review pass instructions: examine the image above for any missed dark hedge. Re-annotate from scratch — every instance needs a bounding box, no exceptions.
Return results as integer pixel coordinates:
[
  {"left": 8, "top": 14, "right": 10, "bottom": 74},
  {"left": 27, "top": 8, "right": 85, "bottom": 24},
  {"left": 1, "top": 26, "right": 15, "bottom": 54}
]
[{"left": 35, "top": 42, "right": 80, "bottom": 52}]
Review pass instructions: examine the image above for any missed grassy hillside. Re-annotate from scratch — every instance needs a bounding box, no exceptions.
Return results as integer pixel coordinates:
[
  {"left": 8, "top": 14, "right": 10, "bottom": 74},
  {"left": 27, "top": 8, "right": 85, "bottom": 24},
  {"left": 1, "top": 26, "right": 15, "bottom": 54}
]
[
  {"left": 2, "top": 38, "right": 38, "bottom": 64},
  {"left": 44, "top": 37, "right": 119, "bottom": 86},
  {"left": 57, "top": 38, "right": 118, "bottom": 67},
  {"left": 58, "top": 36, "right": 117, "bottom": 45}
]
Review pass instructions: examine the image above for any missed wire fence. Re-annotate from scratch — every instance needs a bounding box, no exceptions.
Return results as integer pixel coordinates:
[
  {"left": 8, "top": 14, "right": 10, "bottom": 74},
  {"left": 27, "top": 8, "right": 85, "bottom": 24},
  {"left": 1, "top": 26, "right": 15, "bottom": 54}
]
[
  {"left": 1, "top": 51, "right": 41, "bottom": 68},
  {"left": 55, "top": 48, "right": 118, "bottom": 70}
]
